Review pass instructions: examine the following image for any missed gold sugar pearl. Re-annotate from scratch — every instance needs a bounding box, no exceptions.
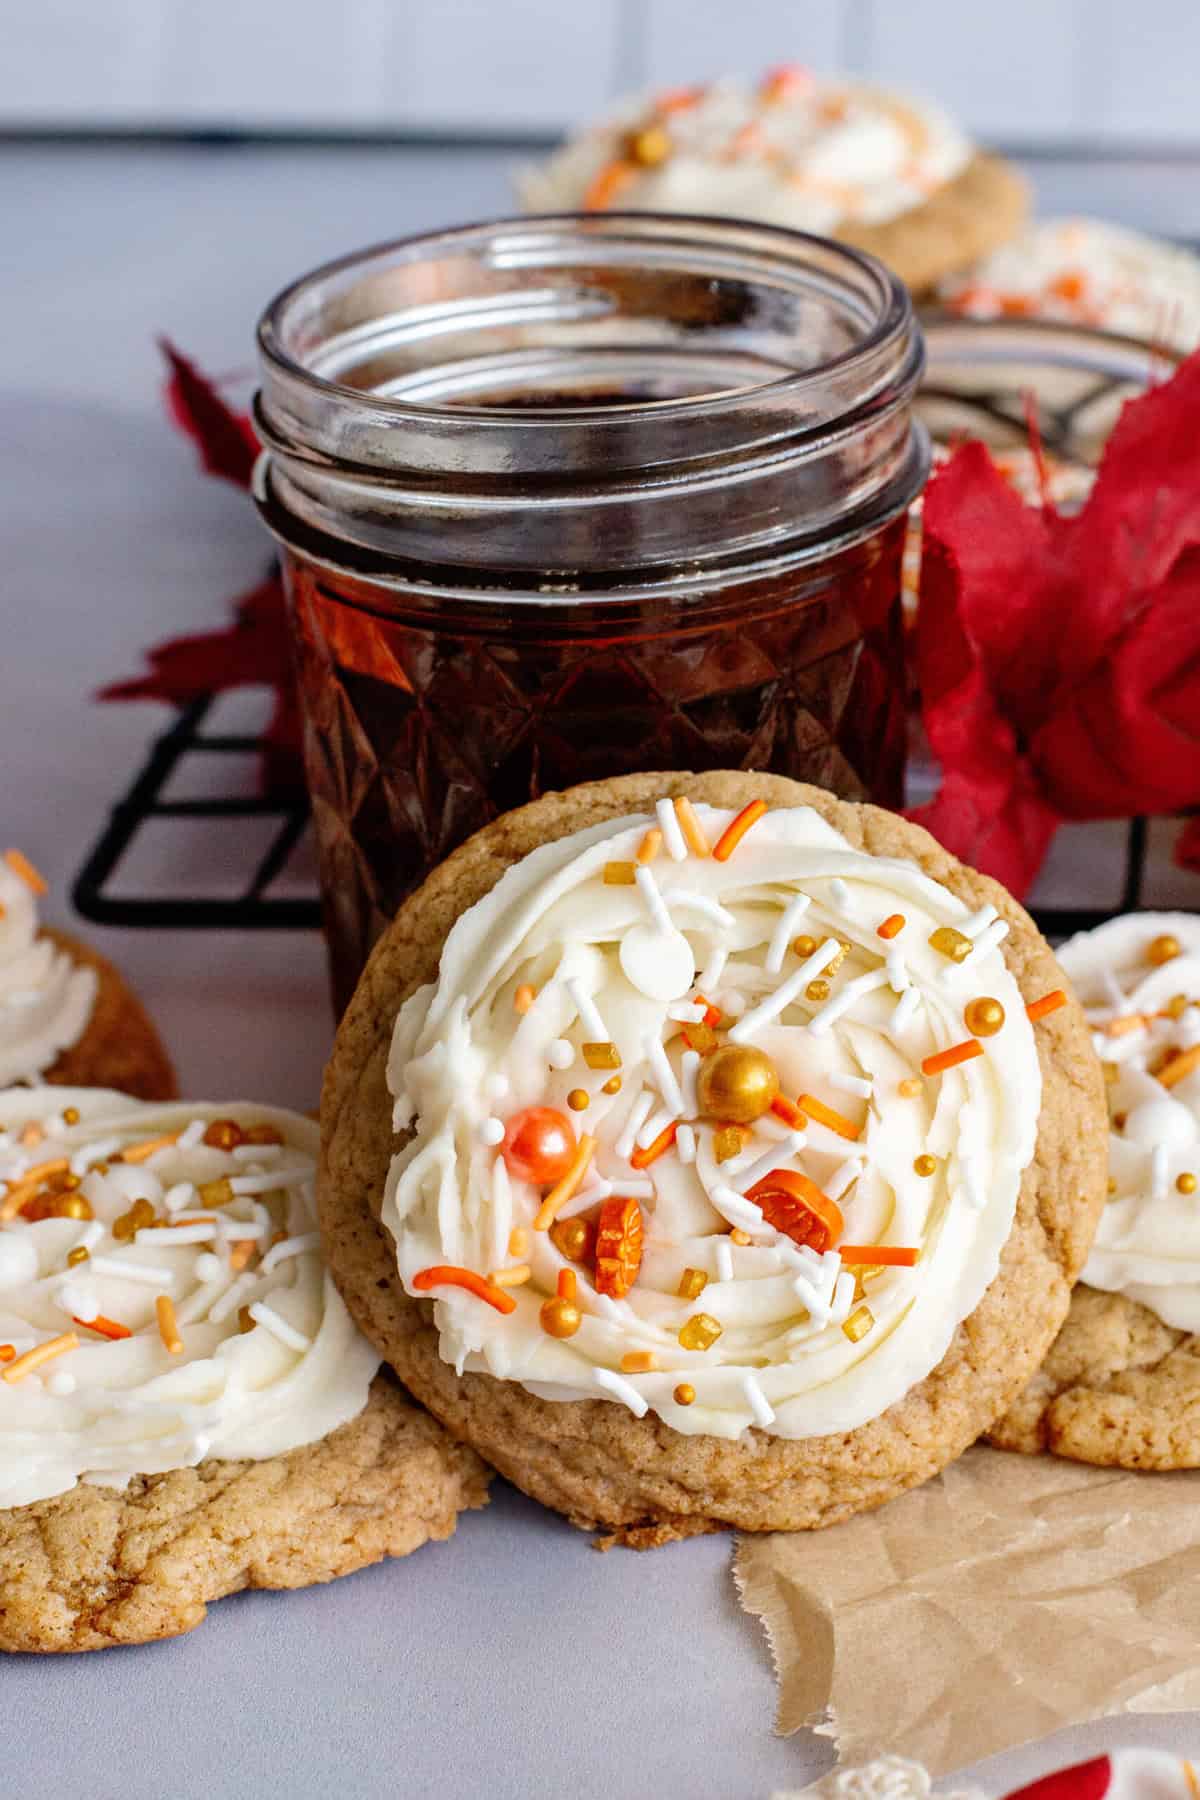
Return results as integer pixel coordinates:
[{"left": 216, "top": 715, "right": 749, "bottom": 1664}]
[
  {"left": 929, "top": 926, "right": 973, "bottom": 964},
  {"left": 203, "top": 1119, "right": 245, "bottom": 1152},
  {"left": 62, "top": 1107, "right": 80, "bottom": 1126},
  {"left": 539, "top": 1296, "right": 582, "bottom": 1339},
  {"left": 1148, "top": 934, "right": 1181, "bottom": 966},
  {"left": 550, "top": 1217, "right": 594, "bottom": 1262},
  {"left": 677, "top": 1267, "right": 708, "bottom": 1300},
  {"left": 603, "top": 861, "right": 637, "bottom": 885},
  {"left": 697, "top": 1044, "right": 779, "bottom": 1126},
  {"left": 66, "top": 1246, "right": 90, "bottom": 1267},
  {"left": 567, "top": 1088, "right": 590, "bottom": 1112},
  {"left": 913, "top": 1154, "right": 937, "bottom": 1178},
  {"left": 806, "top": 979, "right": 831, "bottom": 1004},
  {"left": 628, "top": 124, "right": 672, "bottom": 166},
  {"left": 843, "top": 1305, "right": 875, "bottom": 1343},
  {"left": 678, "top": 1312, "right": 723, "bottom": 1352},
  {"left": 673, "top": 1382, "right": 696, "bottom": 1407},
  {"left": 602, "top": 1076, "right": 622, "bottom": 1095},
  {"left": 582, "top": 1042, "right": 621, "bottom": 1070},
  {"left": 1178, "top": 1172, "right": 1198, "bottom": 1195},
  {"left": 197, "top": 1178, "right": 235, "bottom": 1208},
  {"left": 792, "top": 934, "right": 817, "bottom": 959},
  {"left": 898, "top": 1077, "right": 923, "bottom": 1098},
  {"left": 964, "top": 996, "right": 1006, "bottom": 1038},
  {"left": 52, "top": 1194, "right": 92, "bottom": 1221}
]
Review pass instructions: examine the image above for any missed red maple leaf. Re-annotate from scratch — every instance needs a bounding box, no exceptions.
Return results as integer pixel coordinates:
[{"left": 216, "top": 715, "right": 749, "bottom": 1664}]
[
  {"left": 910, "top": 351, "right": 1200, "bottom": 897},
  {"left": 159, "top": 338, "right": 259, "bottom": 489}
]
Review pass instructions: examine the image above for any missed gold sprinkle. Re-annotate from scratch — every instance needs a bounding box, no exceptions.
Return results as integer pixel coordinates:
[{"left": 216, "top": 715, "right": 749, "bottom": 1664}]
[
  {"left": 1101, "top": 1061, "right": 1119, "bottom": 1085},
  {"left": 62, "top": 1107, "right": 80, "bottom": 1126},
  {"left": 678, "top": 1312, "right": 723, "bottom": 1352},
  {"left": 683, "top": 1022, "right": 718, "bottom": 1055},
  {"left": 603, "top": 860, "right": 637, "bottom": 885},
  {"left": 714, "top": 1124, "right": 745, "bottom": 1163},
  {"left": 729, "top": 1228, "right": 752, "bottom": 1247},
  {"left": 792, "top": 934, "right": 817, "bottom": 959},
  {"left": 602, "top": 1075, "right": 622, "bottom": 1095},
  {"left": 898, "top": 1077, "right": 923, "bottom": 1098},
  {"left": 1178, "top": 1173, "right": 1198, "bottom": 1196},
  {"left": 514, "top": 983, "right": 536, "bottom": 1015},
  {"left": 51, "top": 1193, "right": 92, "bottom": 1221},
  {"left": 1107, "top": 1177, "right": 1117, "bottom": 1195},
  {"left": 964, "top": 996, "right": 1006, "bottom": 1038},
  {"left": 1163, "top": 994, "right": 1192, "bottom": 1020},
  {"left": 628, "top": 124, "right": 672, "bottom": 166},
  {"left": 567, "top": 1088, "right": 590, "bottom": 1112},
  {"left": 60, "top": 1173, "right": 80, "bottom": 1191},
  {"left": 582, "top": 1041, "right": 621, "bottom": 1070},
  {"left": 550, "top": 1217, "right": 594, "bottom": 1262},
  {"left": 677, "top": 1267, "right": 708, "bottom": 1300},
  {"left": 843, "top": 1305, "right": 875, "bottom": 1343},
  {"left": 66, "top": 1246, "right": 90, "bottom": 1267},
  {"left": 636, "top": 828, "right": 662, "bottom": 865},
  {"left": 806, "top": 979, "right": 831, "bottom": 1004},
  {"left": 620, "top": 1351, "right": 658, "bottom": 1374},
  {"left": 1148, "top": 933, "right": 1182, "bottom": 966},
  {"left": 929, "top": 926, "right": 973, "bottom": 964},
  {"left": 1159, "top": 1045, "right": 1200, "bottom": 1090},
  {"left": 197, "top": 1178, "right": 235, "bottom": 1208},
  {"left": 825, "top": 939, "right": 851, "bottom": 976},
  {"left": 508, "top": 1227, "right": 529, "bottom": 1258},
  {"left": 112, "top": 1197, "right": 156, "bottom": 1241},
  {"left": 913, "top": 1154, "right": 937, "bottom": 1177},
  {"left": 673, "top": 1382, "right": 696, "bottom": 1406}
]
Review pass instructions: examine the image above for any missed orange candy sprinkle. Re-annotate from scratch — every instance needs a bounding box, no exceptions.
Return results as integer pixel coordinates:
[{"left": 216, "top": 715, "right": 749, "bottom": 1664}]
[
  {"left": 876, "top": 913, "right": 906, "bottom": 940},
  {"left": 75, "top": 1314, "right": 132, "bottom": 1341},
  {"left": 411, "top": 1266, "right": 517, "bottom": 1316},
  {"left": 1027, "top": 990, "right": 1068, "bottom": 1023},
  {"left": 796, "top": 1093, "right": 861, "bottom": 1143},
  {"left": 712, "top": 799, "right": 767, "bottom": 863},
  {"left": 533, "top": 1133, "right": 596, "bottom": 1230},
  {"left": 673, "top": 797, "right": 711, "bottom": 856},
  {"left": 156, "top": 1295, "right": 183, "bottom": 1355},
  {"left": 594, "top": 1195, "right": 645, "bottom": 1299},
  {"left": 4, "top": 848, "right": 47, "bottom": 894},
  {"left": 921, "top": 1039, "right": 984, "bottom": 1078},
  {"left": 118, "top": 1132, "right": 181, "bottom": 1166},
  {"left": 514, "top": 984, "right": 536, "bottom": 1015},
  {"left": 1159, "top": 1045, "right": 1200, "bottom": 1091},
  {"left": 2, "top": 1332, "right": 77, "bottom": 1384},
  {"left": 745, "top": 1170, "right": 843, "bottom": 1256},
  {"left": 620, "top": 1351, "right": 658, "bottom": 1374},
  {"left": 557, "top": 1268, "right": 578, "bottom": 1302},
  {"left": 769, "top": 1094, "right": 807, "bottom": 1130},
  {"left": 636, "top": 828, "right": 662, "bottom": 865},
  {"left": 583, "top": 159, "right": 636, "bottom": 210},
  {"left": 837, "top": 1245, "right": 920, "bottom": 1267},
  {"left": 629, "top": 1121, "right": 677, "bottom": 1170}
]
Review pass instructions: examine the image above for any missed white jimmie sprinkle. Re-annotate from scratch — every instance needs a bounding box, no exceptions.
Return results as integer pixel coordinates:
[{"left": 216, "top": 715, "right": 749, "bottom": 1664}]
[
  {"left": 646, "top": 1033, "right": 685, "bottom": 1117},
  {"left": 615, "top": 1092, "right": 654, "bottom": 1162},
  {"left": 891, "top": 988, "right": 922, "bottom": 1033},
  {"left": 247, "top": 1302, "right": 312, "bottom": 1353},
  {"left": 595, "top": 1367, "right": 650, "bottom": 1417},
  {"left": 742, "top": 1372, "right": 776, "bottom": 1427},
  {"left": 676, "top": 1124, "right": 697, "bottom": 1164},
  {"left": 960, "top": 903, "right": 999, "bottom": 941},
  {"left": 656, "top": 798, "right": 688, "bottom": 861},
  {"left": 766, "top": 895, "right": 813, "bottom": 974},
  {"left": 808, "top": 968, "right": 889, "bottom": 1037},
  {"left": 699, "top": 946, "right": 728, "bottom": 992},
  {"left": 830, "top": 1071, "right": 873, "bottom": 1098},
  {"left": 730, "top": 937, "right": 840, "bottom": 1042},
  {"left": 715, "top": 1237, "right": 734, "bottom": 1283},
  {"left": 89, "top": 1256, "right": 176, "bottom": 1287},
  {"left": 565, "top": 977, "right": 607, "bottom": 1042}
]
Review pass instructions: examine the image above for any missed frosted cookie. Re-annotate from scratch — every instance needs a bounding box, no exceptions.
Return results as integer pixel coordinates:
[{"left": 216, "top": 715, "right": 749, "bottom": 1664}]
[
  {"left": 320, "top": 771, "right": 1105, "bottom": 1541},
  {"left": 0, "top": 1090, "right": 489, "bottom": 1651},
  {"left": 0, "top": 850, "right": 174, "bottom": 1101},
  {"left": 993, "top": 914, "right": 1200, "bottom": 1468},
  {"left": 519, "top": 69, "right": 1027, "bottom": 294},
  {"left": 937, "top": 218, "right": 1200, "bottom": 351}
]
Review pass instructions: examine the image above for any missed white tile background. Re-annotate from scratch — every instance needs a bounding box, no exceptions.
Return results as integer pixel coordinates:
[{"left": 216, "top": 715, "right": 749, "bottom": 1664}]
[{"left": 4, "top": 0, "right": 1200, "bottom": 144}]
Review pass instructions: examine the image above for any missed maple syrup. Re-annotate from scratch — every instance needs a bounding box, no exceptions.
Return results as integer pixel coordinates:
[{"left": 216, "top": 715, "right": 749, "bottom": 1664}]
[{"left": 256, "top": 215, "right": 928, "bottom": 1010}]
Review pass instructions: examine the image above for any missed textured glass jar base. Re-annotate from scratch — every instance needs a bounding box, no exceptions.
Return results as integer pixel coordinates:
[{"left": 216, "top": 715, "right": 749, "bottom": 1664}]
[{"left": 284, "top": 517, "right": 909, "bottom": 1014}]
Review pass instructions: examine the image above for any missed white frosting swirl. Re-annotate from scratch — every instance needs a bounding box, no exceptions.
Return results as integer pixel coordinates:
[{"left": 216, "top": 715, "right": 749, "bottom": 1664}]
[
  {"left": 384, "top": 801, "right": 1041, "bottom": 1440},
  {"left": 1057, "top": 914, "right": 1200, "bottom": 1332},
  {"left": 519, "top": 73, "right": 971, "bottom": 233},
  {"left": 0, "top": 860, "right": 96, "bottom": 1086},
  {"left": 0, "top": 1089, "right": 378, "bottom": 1508}
]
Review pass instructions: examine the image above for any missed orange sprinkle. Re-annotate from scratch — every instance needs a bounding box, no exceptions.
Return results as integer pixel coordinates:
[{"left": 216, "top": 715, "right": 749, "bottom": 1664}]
[
  {"left": 712, "top": 799, "right": 767, "bottom": 863},
  {"left": 507, "top": 1227, "right": 529, "bottom": 1258},
  {"left": 75, "top": 1314, "right": 131, "bottom": 1341},
  {"left": 921, "top": 1039, "right": 983, "bottom": 1078},
  {"left": 637, "top": 828, "right": 663, "bottom": 865},
  {"left": 117, "top": 1132, "right": 180, "bottom": 1166},
  {"left": 1103, "top": 1011, "right": 1147, "bottom": 1037},
  {"left": 770, "top": 1095, "right": 807, "bottom": 1130},
  {"left": 4, "top": 848, "right": 47, "bottom": 894},
  {"left": 19, "top": 1122, "right": 44, "bottom": 1148},
  {"left": 729, "top": 1228, "right": 752, "bottom": 1247},
  {"left": 837, "top": 1245, "right": 920, "bottom": 1267},
  {"left": 629, "top": 1121, "right": 677, "bottom": 1171},
  {"left": 514, "top": 984, "right": 536, "bottom": 1015},
  {"left": 655, "top": 84, "right": 703, "bottom": 115},
  {"left": 411, "top": 1265, "right": 517, "bottom": 1315},
  {"left": 228, "top": 1239, "right": 257, "bottom": 1272},
  {"left": 0, "top": 1157, "right": 70, "bottom": 1221},
  {"left": 583, "top": 158, "right": 636, "bottom": 210},
  {"left": 1027, "top": 989, "right": 1068, "bottom": 1023},
  {"left": 0, "top": 1344, "right": 14, "bottom": 1363},
  {"left": 620, "top": 1351, "right": 658, "bottom": 1374},
  {"left": 557, "top": 1268, "right": 578, "bottom": 1302},
  {"left": 797, "top": 1093, "right": 861, "bottom": 1143},
  {"left": 876, "top": 914, "right": 906, "bottom": 940},
  {"left": 673, "top": 797, "right": 711, "bottom": 857},
  {"left": 1159, "top": 1045, "right": 1200, "bottom": 1091},
  {"left": 489, "top": 1264, "right": 532, "bottom": 1288},
  {"left": 691, "top": 993, "right": 723, "bottom": 1028},
  {"left": 3, "top": 1332, "right": 78, "bottom": 1383},
  {"left": 155, "top": 1295, "right": 183, "bottom": 1355},
  {"left": 534, "top": 1134, "right": 597, "bottom": 1230}
]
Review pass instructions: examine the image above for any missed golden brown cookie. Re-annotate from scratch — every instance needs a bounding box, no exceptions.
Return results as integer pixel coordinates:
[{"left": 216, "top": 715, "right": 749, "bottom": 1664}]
[
  {"left": 842, "top": 153, "right": 1030, "bottom": 295},
  {"left": 0, "top": 1375, "right": 490, "bottom": 1653},
  {"left": 39, "top": 929, "right": 176, "bottom": 1102},
  {"left": 320, "top": 771, "right": 1107, "bottom": 1543}
]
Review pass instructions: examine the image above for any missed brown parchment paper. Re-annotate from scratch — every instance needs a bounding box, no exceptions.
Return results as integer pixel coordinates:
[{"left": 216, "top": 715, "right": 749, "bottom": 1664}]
[{"left": 734, "top": 1447, "right": 1200, "bottom": 1777}]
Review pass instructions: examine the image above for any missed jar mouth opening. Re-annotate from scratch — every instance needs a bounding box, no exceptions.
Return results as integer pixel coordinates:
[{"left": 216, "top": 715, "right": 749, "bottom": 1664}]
[{"left": 257, "top": 211, "right": 914, "bottom": 427}]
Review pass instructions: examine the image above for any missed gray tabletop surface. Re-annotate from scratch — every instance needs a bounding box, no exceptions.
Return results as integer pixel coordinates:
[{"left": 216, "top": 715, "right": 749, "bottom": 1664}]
[{"left": 2, "top": 139, "right": 1198, "bottom": 1799}]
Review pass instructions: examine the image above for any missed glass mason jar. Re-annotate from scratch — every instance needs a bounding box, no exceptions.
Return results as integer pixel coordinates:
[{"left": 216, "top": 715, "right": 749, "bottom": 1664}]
[{"left": 254, "top": 214, "right": 929, "bottom": 1011}]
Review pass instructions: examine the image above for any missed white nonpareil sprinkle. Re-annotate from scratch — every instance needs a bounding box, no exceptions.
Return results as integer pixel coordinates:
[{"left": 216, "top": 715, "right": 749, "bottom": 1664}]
[
  {"left": 808, "top": 967, "right": 890, "bottom": 1037},
  {"left": 208, "top": 1272, "right": 257, "bottom": 1323},
  {"left": 615, "top": 1091, "right": 654, "bottom": 1161},
  {"left": 595, "top": 1366, "right": 650, "bottom": 1417},
  {"left": 138, "top": 1222, "right": 216, "bottom": 1246},
  {"left": 566, "top": 976, "right": 606, "bottom": 1042},
  {"left": 829, "top": 1071, "right": 873, "bottom": 1099},
  {"left": 826, "top": 1156, "right": 865, "bottom": 1201},
  {"left": 656, "top": 797, "right": 688, "bottom": 861},
  {"left": 484, "top": 1072, "right": 510, "bottom": 1102},
  {"left": 699, "top": 946, "right": 728, "bottom": 991},
  {"left": 742, "top": 1371, "right": 776, "bottom": 1427},
  {"left": 766, "top": 894, "right": 813, "bottom": 974},
  {"left": 635, "top": 865, "right": 675, "bottom": 936},
  {"left": 1151, "top": 1145, "right": 1170, "bottom": 1201},
  {"left": 676, "top": 1124, "right": 697, "bottom": 1164},
  {"left": 163, "top": 1182, "right": 198, "bottom": 1215},
  {"left": 260, "top": 1231, "right": 322, "bottom": 1274},
  {"left": 247, "top": 1301, "right": 312, "bottom": 1353},
  {"left": 89, "top": 1256, "right": 176, "bottom": 1287},
  {"left": 177, "top": 1120, "right": 207, "bottom": 1150},
  {"left": 734, "top": 1130, "right": 808, "bottom": 1194},
  {"left": 69, "top": 1137, "right": 123, "bottom": 1176},
  {"left": 547, "top": 1038, "right": 575, "bottom": 1070},
  {"left": 646, "top": 1032, "right": 685, "bottom": 1117},
  {"left": 668, "top": 1002, "right": 705, "bottom": 1023},
  {"left": 232, "top": 1142, "right": 283, "bottom": 1162},
  {"left": 478, "top": 1117, "right": 506, "bottom": 1147},
  {"left": 891, "top": 988, "right": 922, "bottom": 1032},
  {"left": 637, "top": 1105, "right": 677, "bottom": 1150},
  {"left": 829, "top": 877, "right": 851, "bottom": 908},
  {"left": 663, "top": 891, "right": 735, "bottom": 929},
  {"left": 229, "top": 1166, "right": 312, "bottom": 1195},
  {"left": 715, "top": 1237, "right": 734, "bottom": 1282},
  {"left": 886, "top": 949, "right": 909, "bottom": 994},
  {"left": 680, "top": 1048, "right": 701, "bottom": 1117},
  {"left": 729, "top": 936, "right": 841, "bottom": 1042},
  {"left": 45, "top": 1370, "right": 77, "bottom": 1397},
  {"left": 960, "top": 903, "right": 999, "bottom": 941}
]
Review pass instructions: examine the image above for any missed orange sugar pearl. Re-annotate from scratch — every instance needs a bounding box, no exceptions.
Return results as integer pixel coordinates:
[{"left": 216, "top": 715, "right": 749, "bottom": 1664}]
[
  {"left": 797, "top": 1094, "right": 861, "bottom": 1143},
  {"left": 620, "top": 1351, "right": 658, "bottom": 1374},
  {"left": 921, "top": 1039, "right": 983, "bottom": 1078},
  {"left": 1027, "top": 990, "right": 1068, "bottom": 1024},
  {"left": 4, "top": 849, "right": 48, "bottom": 895},
  {"left": 876, "top": 914, "right": 906, "bottom": 940},
  {"left": 712, "top": 799, "right": 767, "bottom": 863},
  {"left": 514, "top": 984, "right": 536, "bottom": 1015},
  {"left": 533, "top": 1134, "right": 597, "bottom": 1230},
  {"left": 3, "top": 1332, "right": 78, "bottom": 1384},
  {"left": 411, "top": 1266, "right": 517, "bottom": 1315},
  {"left": 557, "top": 1268, "right": 578, "bottom": 1302},
  {"left": 155, "top": 1295, "right": 183, "bottom": 1355},
  {"left": 1159, "top": 1045, "right": 1200, "bottom": 1091},
  {"left": 0, "top": 1345, "right": 14, "bottom": 1364},
  {"left": 629, "top": 1120, "right": 677, "bottom": 1171},
  {"left": 488, "top": 1264, "right": 532, "bottom": 1288},
  {"left": 636, "top": 828, "right": 663, "bottom": 865},
  {"left": 673, "top": 797, "right": 711, "bottom": 856},
  {"left": 75, "top": 1314, "right": 132, "bottom": 1341}
]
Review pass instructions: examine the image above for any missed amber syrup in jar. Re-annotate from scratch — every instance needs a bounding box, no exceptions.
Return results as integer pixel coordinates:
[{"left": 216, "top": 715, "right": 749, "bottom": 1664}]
[{"left": 256, "top": 215, "right": 928, "bottom": 1009}]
